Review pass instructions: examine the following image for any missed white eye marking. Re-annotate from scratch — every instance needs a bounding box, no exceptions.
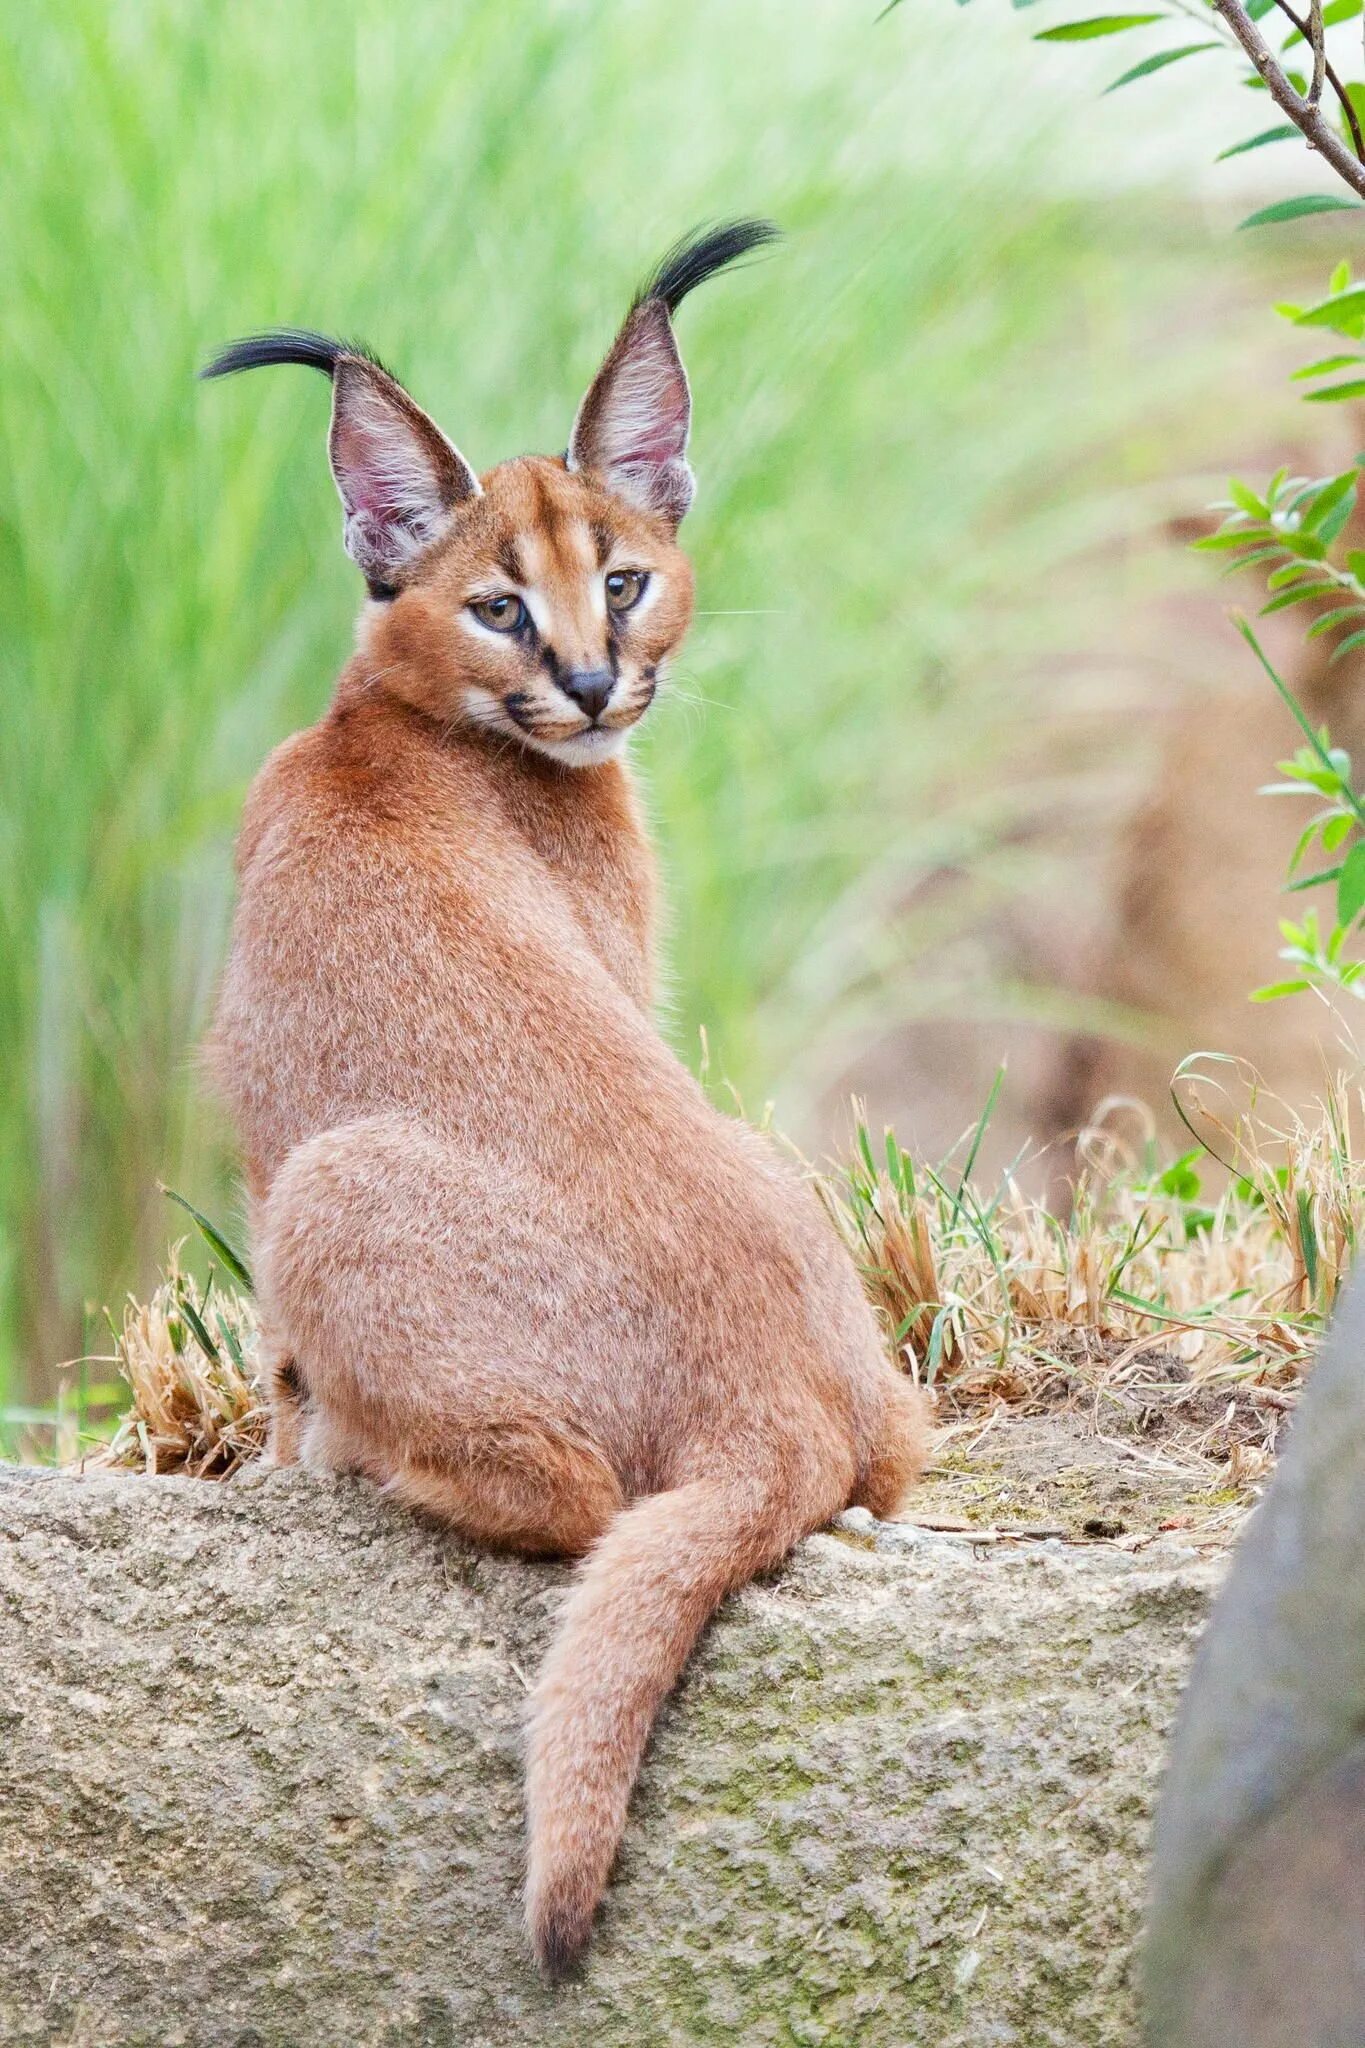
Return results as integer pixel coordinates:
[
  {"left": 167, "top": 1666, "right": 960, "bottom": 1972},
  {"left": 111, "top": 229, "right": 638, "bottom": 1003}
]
[{"left": 521, "top": 586, "right": 553, "bottom": 637}]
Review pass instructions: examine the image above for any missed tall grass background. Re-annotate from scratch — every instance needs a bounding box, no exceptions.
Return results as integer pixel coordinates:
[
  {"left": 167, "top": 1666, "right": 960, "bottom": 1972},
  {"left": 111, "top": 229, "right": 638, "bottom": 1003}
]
[{"left": 0, "top": 0, "right": 1303, "bottom": 1401}]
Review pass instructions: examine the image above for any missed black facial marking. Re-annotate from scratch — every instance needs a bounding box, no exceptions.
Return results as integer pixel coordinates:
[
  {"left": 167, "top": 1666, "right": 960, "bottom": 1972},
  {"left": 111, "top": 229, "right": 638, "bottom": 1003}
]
[
  {"left": 590, "top": 520, "right": 613, "bottom": 567},
  {"left": 539, "top": 642, "right": 563, "bottom": 686},
  {"left": 367, "top": 576, "right": 399, "bottom": 602},
  {"left": 496, "top": 537, "right": 525, "bottom": 583}
]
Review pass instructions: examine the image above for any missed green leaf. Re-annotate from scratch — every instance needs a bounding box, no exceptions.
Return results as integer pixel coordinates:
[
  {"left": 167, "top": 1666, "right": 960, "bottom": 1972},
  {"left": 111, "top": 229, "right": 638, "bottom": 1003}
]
[
  {"left": 1192, "top": 529, "right": 1264, "bottom": 552},
  {"left": 1332, "top": 258, "right": 1353, "bottom": 293},
  {"left": 1339, "top": 841, "right": 1365, "bottom": 925},
  {"left": 1281, "top": 0, "right": 1362, "bottom": 45},
  {"left": 1252, "top": 979, "right": 1312, "bottom": 1000},
  {"left": 949, "top": 1064, "right": 1004, "bottom": 1233},
  {"left": 1035, "top": 12, "right": 1163, "bottom": 35},
  {"left": 1247, "top": 0, "right": 1279, "bottom": 15},
  {"left": 1104, "top": 39, "right": 1217, "bottom": 86},
  {"left": 160, "top": 1185, "right": 254, "bottom": 1294},
  {"left": 175, "top": 1287, "right": 221, "bottom": 1366},
  {"left": 1222, "top": 545, "right": 1284, "bottom": 575},
  {"left": 1307, "top": 604, "right": 1365, "bottom": 636},
  {"left": 1268, "top": 562, "right": 1329, "bottom": 589},
  {"left": 1228, "top": 478, "right": 1269, "bottom": 519},
  {"left": 925, "top": 1306, "right": 951, "bottom": 1387},
  {"left": 1299, "top": 1188, "right": 1321, "bottom": 1292},
  {"left": 1216, "top": 123, "right": 1299, "bottom": 158},
  {"left": 1261, "top": 585, "right": 1334, "bottom": 613},
  {"left": 1302, "top": 471, "right": 1358, "bottom": 534},
  {"left": 1347, "top": 548, "right": 1365, "bottom": 580},
  {"left": 1342, "top": 82, "right": 1365, "bottom": 144},
  {"left": 1332, "top": 626, "right": 1365, "bottom": 661},
  {"left": 1241, "top": 196, "right": 1365, "bottom": 228},
  {"left": 1291, "top": 285, "right": 1365, "bottom": 332},
  {"left": 215, "top": 1311, "right": 247, "bottom": 1372},
  {"left": 1323, "top": 812, "right": 1357, "bottom": 851},
  {"left": 1291, "top": 355, "right": 1365, "bottom": 379},
  {"left": 1304, "top": 378, "right": 1365, "bottom": 401},
  {"left": 1233, "top": 618, "right": 1365, "bottom": 829}
]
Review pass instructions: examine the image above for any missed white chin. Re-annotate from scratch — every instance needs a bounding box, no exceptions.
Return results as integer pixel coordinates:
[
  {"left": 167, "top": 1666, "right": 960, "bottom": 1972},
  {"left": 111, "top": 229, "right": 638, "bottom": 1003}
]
[{"left": 521, "top": 725, "right": 631, "bottom": 768}]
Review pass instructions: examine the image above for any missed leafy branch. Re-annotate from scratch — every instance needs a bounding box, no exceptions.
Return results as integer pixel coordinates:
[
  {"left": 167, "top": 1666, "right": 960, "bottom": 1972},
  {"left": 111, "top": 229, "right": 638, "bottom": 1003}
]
[
  {"left": 957, "top": 0, "right": 1365, "bottom": 223},
  {"left": 1211, "top": 0, "right": 1365, "bottom": 187},
  {"left": 907, "top": 0, "right": 1365, "bottom": 1007}
]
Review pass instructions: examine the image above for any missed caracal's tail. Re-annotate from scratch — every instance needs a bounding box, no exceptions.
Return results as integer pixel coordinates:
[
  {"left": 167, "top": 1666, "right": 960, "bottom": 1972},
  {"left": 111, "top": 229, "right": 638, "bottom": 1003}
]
[{"left": 523, "top": 1470, "right": 817, "bottom": 1975}]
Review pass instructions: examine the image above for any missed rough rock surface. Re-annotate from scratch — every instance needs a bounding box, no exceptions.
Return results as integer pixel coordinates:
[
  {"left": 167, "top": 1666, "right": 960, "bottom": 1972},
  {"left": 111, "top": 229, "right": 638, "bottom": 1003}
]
[
  {"left": 0, "top": 1464, "right": 1217, "bottom": 2047},
  {"left": 1146, "top": 1277, "right": 1365, "bottom": 2046}
]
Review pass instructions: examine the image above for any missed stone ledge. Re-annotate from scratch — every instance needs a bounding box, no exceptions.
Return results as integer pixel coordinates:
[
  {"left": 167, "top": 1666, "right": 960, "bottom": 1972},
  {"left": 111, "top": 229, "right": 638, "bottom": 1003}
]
[{"left": 0, "top": 1465, "right": 1218, "bottom": 2048}]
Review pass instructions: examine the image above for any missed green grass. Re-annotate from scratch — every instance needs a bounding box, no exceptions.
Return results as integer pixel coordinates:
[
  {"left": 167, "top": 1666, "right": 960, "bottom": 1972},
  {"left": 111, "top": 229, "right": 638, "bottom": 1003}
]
[{"left": 0, "top": 0, "right": 1300, "bottom": 1401}]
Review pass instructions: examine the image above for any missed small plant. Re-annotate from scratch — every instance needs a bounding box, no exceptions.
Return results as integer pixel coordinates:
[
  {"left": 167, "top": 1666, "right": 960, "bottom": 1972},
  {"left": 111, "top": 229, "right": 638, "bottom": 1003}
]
[
  {"left": 88, "top": 1246, "right": 264, "bottom": 1478},
  {"left": 822, "top": 1090, "right": 1339, "bottom": 1414},
  {"left": 2, "top": 1189, "right": 263, "bottom": 1475}
]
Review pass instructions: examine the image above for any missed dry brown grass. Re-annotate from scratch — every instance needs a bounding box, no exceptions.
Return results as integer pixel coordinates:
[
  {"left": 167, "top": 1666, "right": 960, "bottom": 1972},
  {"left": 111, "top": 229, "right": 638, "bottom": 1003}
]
[{"left": 83, "top": 1246, "right": 265, "bottom": 1477}]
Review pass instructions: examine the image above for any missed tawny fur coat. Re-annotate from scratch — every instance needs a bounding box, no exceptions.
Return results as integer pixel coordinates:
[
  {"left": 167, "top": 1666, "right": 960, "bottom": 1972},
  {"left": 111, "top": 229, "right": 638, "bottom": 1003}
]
[{"left": 204, "top": 222, "right": 928, "bottom": 1973}]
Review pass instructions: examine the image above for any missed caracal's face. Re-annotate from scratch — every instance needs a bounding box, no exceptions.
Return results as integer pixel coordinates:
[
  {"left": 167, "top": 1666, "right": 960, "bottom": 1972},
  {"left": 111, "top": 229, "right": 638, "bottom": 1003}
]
[{"left": 366, "top": 455, "right": 693, "bottom": 767}]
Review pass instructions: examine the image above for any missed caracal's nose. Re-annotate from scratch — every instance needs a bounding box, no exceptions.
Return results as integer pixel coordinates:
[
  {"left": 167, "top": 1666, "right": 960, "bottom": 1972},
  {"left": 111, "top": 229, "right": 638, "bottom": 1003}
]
[{"left": 560, "top": 668, "right": 614, "bottom": 720}]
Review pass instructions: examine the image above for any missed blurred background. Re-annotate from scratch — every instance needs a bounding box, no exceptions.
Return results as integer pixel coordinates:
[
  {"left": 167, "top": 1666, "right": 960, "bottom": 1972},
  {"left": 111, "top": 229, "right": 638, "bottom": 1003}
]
[{"left": 1, "top": 0, "right": 1359, "bottom": 1413}]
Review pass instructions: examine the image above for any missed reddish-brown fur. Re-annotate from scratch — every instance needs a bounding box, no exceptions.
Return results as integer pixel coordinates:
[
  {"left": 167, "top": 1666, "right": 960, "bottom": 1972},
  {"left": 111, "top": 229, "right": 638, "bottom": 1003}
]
[{"left": 205, "top": 238, "right": 928, "bottom": 1974}]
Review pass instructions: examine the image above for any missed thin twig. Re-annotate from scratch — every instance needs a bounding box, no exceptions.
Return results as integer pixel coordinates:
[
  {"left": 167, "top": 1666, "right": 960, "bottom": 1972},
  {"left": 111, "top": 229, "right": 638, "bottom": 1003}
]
[
  {"left": 1274, "top": 0, "right": 1365, "bottom": 153},
  {"left": 1309, "top": 0, "right": 1327, "bottom": 106},
  {"left": 1212, "top": 0, "right": 1365, "bottom": 181},
  {"left": 1271, "top": 0, "right": 1365, "bottom": 162}
]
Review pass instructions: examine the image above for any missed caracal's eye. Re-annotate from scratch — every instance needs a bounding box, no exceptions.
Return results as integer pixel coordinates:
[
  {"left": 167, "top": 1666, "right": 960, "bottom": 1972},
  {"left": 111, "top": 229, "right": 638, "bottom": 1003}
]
[
  {"left": 605, "top": 568, "right": 648, "bottom": 613},
  {"left": 469, "top": 593, "right": 527, "bottom": 633}
]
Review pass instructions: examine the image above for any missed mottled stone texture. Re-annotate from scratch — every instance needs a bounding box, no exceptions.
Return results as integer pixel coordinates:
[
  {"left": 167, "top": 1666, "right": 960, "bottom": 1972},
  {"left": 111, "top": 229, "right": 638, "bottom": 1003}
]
[
  {"left": 1146, "top": 1279, "right": 1365, "bottom": 2048},
  {"left": 0, "top": 1465, "right": 1214, "bottom": 2047}
]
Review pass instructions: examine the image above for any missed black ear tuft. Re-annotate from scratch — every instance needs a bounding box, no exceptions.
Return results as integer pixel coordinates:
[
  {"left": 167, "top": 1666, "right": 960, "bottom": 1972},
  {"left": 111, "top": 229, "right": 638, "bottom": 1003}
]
[
  {"left": 199, "top": 328, "right": 480, "bottom": 581},
  {"left": 633, "top": 219, "right": 780, "bottom": 319},
  {"left": 198, "top": 329, "right": 394, "bottom": 383}
]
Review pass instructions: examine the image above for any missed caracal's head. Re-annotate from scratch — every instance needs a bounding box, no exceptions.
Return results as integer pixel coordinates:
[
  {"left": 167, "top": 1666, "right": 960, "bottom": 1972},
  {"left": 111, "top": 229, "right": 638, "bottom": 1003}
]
[{"left": 202, "top": 221, "right": 777, "bottom": 767}]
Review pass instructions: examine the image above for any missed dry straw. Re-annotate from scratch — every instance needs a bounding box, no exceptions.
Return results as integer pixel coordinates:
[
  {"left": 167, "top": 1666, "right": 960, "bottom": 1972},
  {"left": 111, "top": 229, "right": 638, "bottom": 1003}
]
[{"left": 84, "top": 1246, "right": 265, "bottom": 1478}]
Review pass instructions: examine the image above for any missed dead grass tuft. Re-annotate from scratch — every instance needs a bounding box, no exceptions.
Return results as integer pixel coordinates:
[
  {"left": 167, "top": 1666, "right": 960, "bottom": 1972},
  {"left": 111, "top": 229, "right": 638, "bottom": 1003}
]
[{"left": 83, "top": 1246, "right": 265, "bottom": 1477}]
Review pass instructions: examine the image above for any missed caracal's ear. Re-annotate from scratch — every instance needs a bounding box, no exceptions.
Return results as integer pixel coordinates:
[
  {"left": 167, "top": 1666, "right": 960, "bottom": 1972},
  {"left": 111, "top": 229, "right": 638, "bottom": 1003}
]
[
  {"left": 568, "top": 219, "right": 779, "bottom": 528},
  {"left": 200, "top": 330, "right": 480, "bottom": 596}
]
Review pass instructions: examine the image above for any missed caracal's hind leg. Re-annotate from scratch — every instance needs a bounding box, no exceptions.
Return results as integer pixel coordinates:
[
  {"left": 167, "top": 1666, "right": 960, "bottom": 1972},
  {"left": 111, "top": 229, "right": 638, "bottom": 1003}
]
[
  {"left": 256, "top": 1327, "right": 306, "bottom": 1468},
  {"left": 854, "top": 1371, "right": 931, "bottom": 1519},
  {"left": 388, "top": 1430, "right": 624, "bottom": 1557},
  {"left": 257, "top": 1114, "right": 630, "bottom": 1559}
]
